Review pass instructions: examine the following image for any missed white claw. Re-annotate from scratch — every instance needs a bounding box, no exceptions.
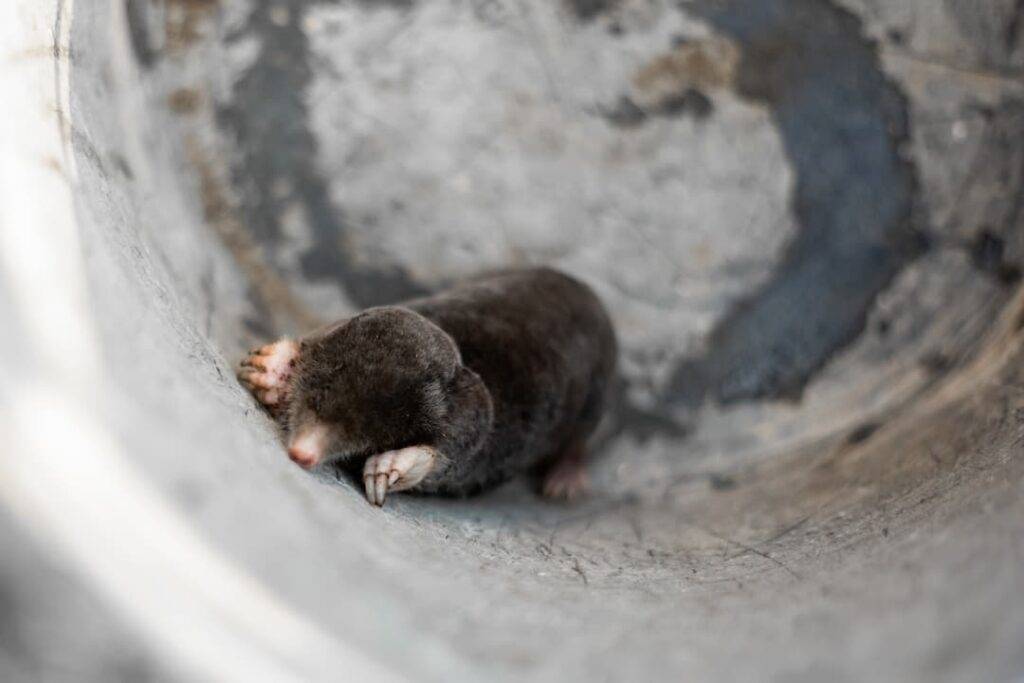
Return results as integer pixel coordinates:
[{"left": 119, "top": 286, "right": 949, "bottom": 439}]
[
  {"left": 363, "top": 474, "right": 376, "bottom": 505},
  {"left": 361, "top": 446, "right": 438, "bottom": 507}
]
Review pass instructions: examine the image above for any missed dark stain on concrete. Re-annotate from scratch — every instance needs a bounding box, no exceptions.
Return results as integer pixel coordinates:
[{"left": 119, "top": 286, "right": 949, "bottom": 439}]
[
  {"left": 875, "top": 317, "right": 891, "bottom": 337},
  {"left": 358, "top": 0, "right": 415, "bottom": 8},
  {"left": 1007, "top": 0, "right": 1024, "bottom": 53},
  {"left": 709, "top": 474, "right": 738, "bottom": 491},
  {"left": 886, "top": 28, "right": 906, "bottom": 46},
  {"left": 847, "top": 422, "right": 880, "bottom": 445},
  {"left": 920, "top": 352, "right": 953, "bottom": 375},
  {"left": 656, "top": 88, "right": 713, "bottom": 120},
  {"left": 110, "top": 153, "right": 135, "bottom": 180},
  {"left": 566, "top": 0, "right": 619, "bottom": 22},
  {"left": 601, "top": 96, "right": 649, "bottom": 128},
  {"left": 125, "top": 0, "right": 158, "bottom": 68},
  {"left": 609, "top": 395, "right": 690, "bottom": 444},
  {"left": 217, "top": 2, "right": 429, "bottom": 310},
  {"left": 970, "top": 230, "right": 1023, "bottom": 285},
  {"left": 669, "top": 0, "right": 925, "bottom": 406},
  {"left": 601, "top": 88, "right": 714, "bottom": 129}
]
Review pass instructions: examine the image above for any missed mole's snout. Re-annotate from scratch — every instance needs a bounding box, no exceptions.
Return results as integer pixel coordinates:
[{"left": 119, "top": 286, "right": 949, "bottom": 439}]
[
  {"left": 287, "top": 445, "right": 320, "bottom": 469},
  {"left": 287, "top": 422, "right": 330, "bottom": 469}
]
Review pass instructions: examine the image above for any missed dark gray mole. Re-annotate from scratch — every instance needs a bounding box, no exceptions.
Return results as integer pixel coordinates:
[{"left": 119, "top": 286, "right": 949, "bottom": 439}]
[{"left": 289, "top": 267, "right": 617, "bottom": 497}]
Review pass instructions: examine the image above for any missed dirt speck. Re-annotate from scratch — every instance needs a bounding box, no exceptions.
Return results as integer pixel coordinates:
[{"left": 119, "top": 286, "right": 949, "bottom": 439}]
[
  {"left": 601, "top": 96, "right": 648, "bottom": 128},
  {"left": 656, "top": 88, "right": 714, "bottom": 120},
  {"left": 710, "top": 474, "right": 738, "bottom": 491},
  {"left": 41, "top": 156, "right": 66, "bottom": 178},
  {"left": 165, "top": 0, "right": 219, "bottom": 52},
  {"left": 168, "top": 88, "right": 202, "bottom": 114},
  {"left": 847, "top": 422, "right": 880, "bottom": 445},
  {"left": 632, "top": 37, "right": 739, "bottom": 106},
  {"left": 970, "top": 230, "right": 1022, "bottom": 286},
  {"left": 920, "top": 352, "right": 952, "bottom": 375}
]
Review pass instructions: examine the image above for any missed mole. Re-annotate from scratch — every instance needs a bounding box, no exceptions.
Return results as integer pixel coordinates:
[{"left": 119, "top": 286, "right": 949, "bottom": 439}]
[{"left": 237, "top": 267, "right": 618, "bottom": 506}]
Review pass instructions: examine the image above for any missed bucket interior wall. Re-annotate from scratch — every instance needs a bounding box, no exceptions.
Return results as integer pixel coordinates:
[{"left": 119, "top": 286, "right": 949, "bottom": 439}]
[{"left": 2, "top": 1, "right": 1024, "bottom": 680}]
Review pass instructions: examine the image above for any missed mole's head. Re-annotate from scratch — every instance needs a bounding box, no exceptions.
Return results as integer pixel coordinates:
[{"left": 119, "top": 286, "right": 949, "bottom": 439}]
[{"left": 284, "top": 307, "right": 464, "bottom": 469}]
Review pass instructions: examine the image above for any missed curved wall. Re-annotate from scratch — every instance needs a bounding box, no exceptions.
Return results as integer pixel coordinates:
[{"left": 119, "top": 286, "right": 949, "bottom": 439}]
[{"left": 2, "top": 1, "right": 1023, "bottom": 680}]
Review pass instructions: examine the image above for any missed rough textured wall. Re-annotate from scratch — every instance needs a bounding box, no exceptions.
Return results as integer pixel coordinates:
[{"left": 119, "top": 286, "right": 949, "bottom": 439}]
[{"left": 2, "top": 0, "right": 1023, "bottom": 680}]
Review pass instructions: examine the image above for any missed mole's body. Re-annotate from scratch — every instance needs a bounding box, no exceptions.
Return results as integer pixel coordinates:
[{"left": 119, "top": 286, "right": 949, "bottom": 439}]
[{"left": 238, "top": 268, "right": 617, "bottom": 505}]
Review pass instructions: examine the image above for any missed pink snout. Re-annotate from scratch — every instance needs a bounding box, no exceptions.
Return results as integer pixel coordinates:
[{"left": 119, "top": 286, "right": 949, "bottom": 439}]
[
  {"left": 287, "top": 445, "right": 320, "bottom": 469},
  {"left": 286, "top": 422, "right": 330, "bottom": 470}
]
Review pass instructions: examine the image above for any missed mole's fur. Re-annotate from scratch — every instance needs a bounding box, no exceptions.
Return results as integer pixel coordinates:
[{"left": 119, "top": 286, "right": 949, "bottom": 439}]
[{"left": 239, "top": 267, "right": 617, "bottom": 503}]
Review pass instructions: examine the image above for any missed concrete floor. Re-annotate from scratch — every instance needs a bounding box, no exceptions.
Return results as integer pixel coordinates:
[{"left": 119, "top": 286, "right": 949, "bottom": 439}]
[{"left": 2, "top": 0, "right": 1023, "bottom": 680}]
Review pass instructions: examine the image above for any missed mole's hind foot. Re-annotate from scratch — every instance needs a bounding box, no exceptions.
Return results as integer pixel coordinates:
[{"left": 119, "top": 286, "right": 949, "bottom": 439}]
[
  {"left": 237, "top": 339, "right": 299, "bottom": 415},
  {"left": 541, "top": 444, "right": 589, "bottom": 502},
  {"left": 362, "top": 446, "right": 438, "bottom": 507}
]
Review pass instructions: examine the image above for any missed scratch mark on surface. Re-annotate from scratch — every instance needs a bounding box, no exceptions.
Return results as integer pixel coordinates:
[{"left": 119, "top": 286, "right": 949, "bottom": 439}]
[
  {"left": 571, "top": 557, "right": 589, "bottom": 586},
  {"left": 764, "top": 516, "right": 809, "bottom": 544},
  {"left": 702, "top": 526, "right": 803, "bottom": 580}
]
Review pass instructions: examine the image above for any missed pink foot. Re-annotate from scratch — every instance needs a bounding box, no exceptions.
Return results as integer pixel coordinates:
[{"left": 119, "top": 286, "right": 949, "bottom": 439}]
[
  {"left": 541, "top": 446, "right": 589, "bottom": 502},
  {"left": 237, "top": 339, "right": 299, "bottom": 416}
]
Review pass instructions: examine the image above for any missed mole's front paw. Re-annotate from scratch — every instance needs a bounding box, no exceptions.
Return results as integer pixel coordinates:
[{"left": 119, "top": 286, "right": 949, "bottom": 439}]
[
  {"left": 362, "top": 446, "right": 438, "bottom": 506},
  {"left": 237, "top": 339, "right": 299, "bottom": 415}
]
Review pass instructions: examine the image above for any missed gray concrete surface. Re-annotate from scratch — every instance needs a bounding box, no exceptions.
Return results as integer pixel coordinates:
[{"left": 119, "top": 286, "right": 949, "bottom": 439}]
[{"left": 2, "top": 0, "right": 1023, "bottom": 680}]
